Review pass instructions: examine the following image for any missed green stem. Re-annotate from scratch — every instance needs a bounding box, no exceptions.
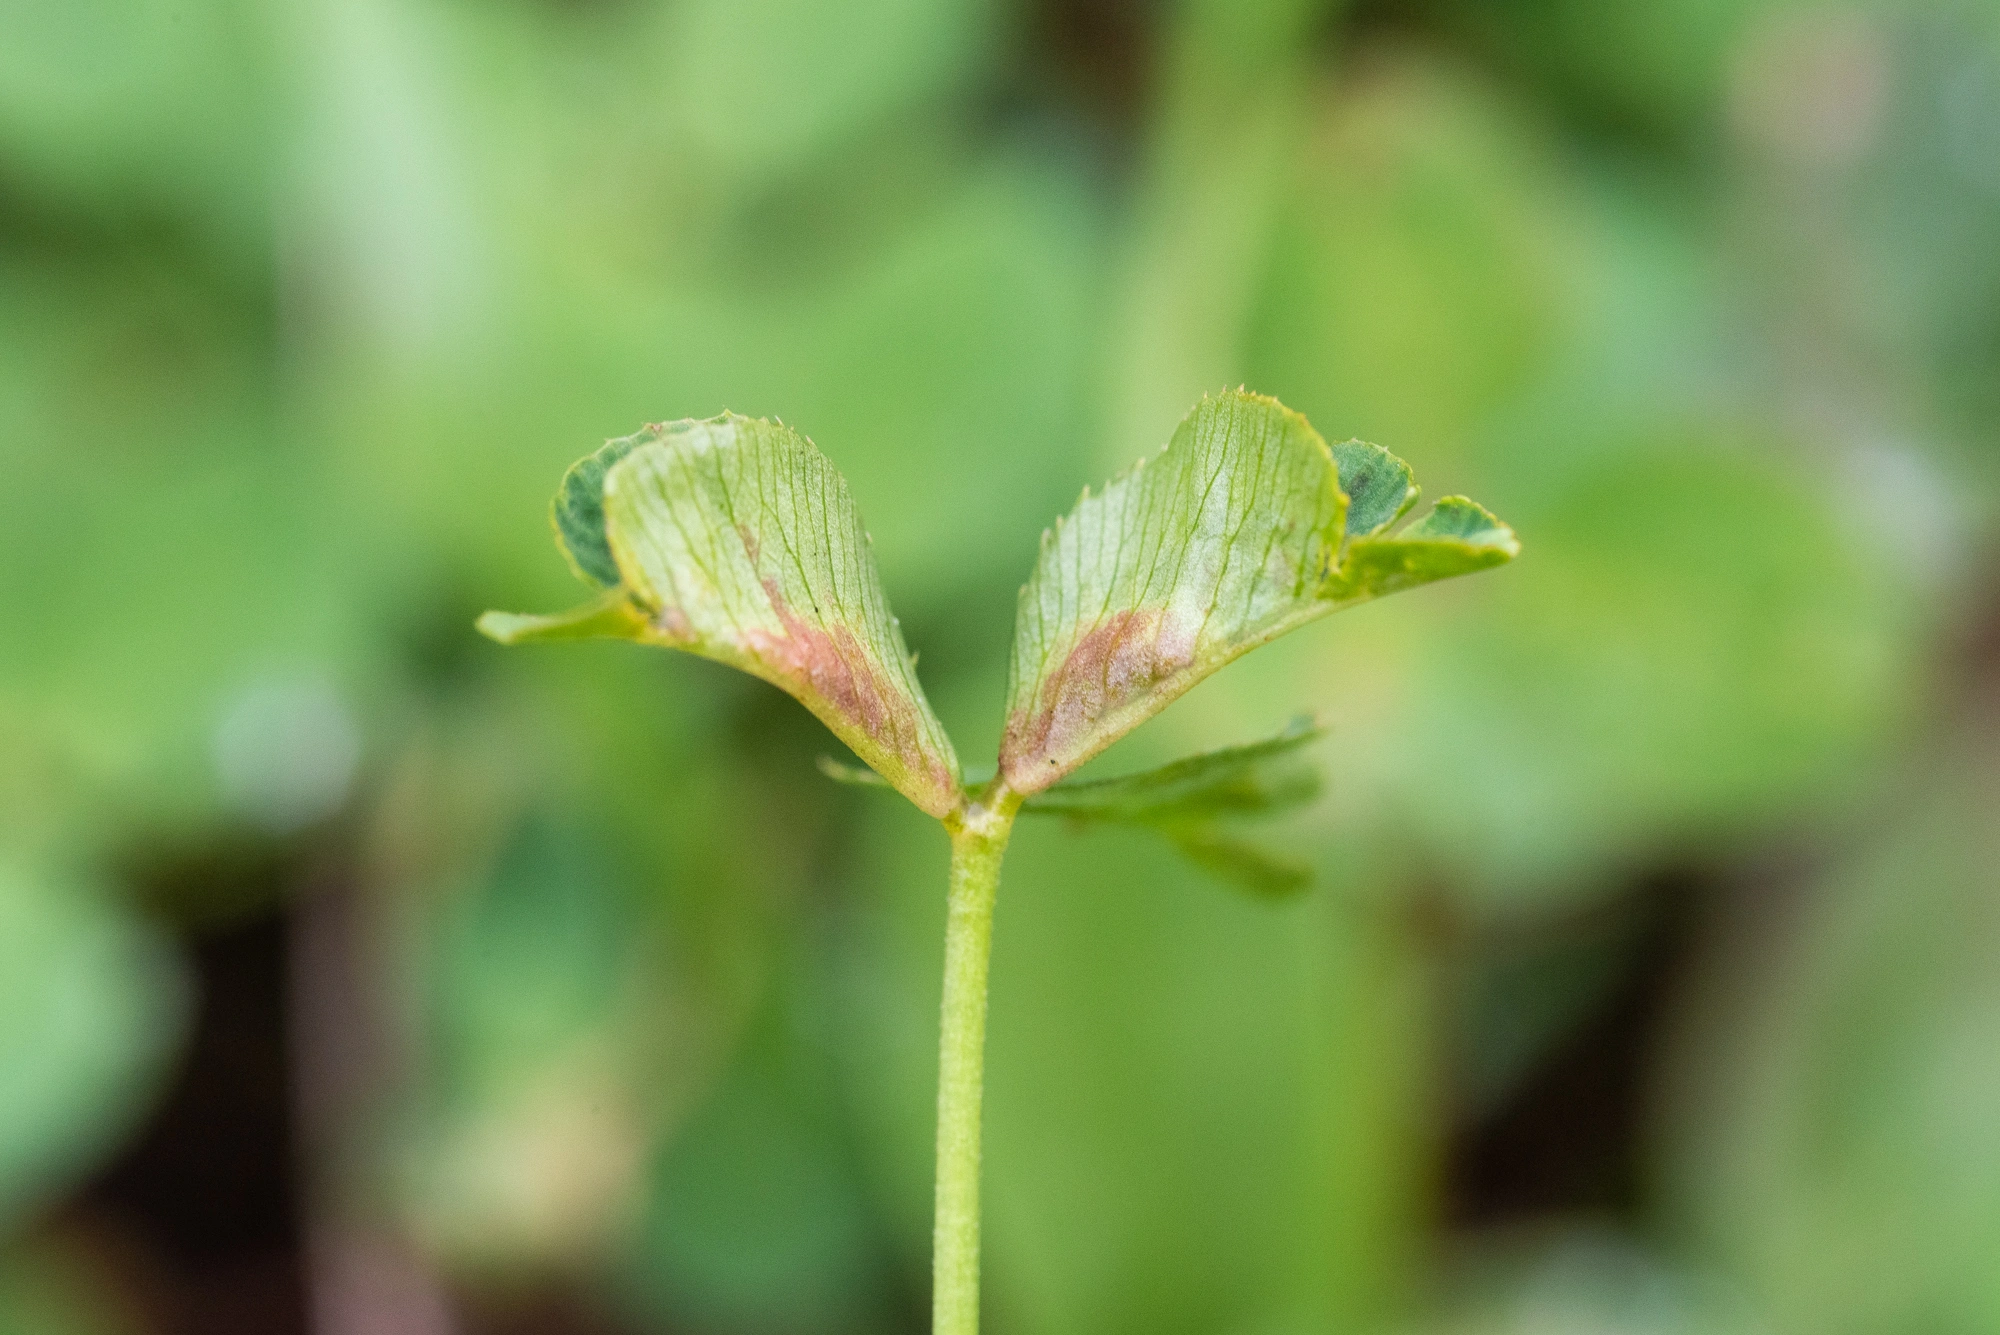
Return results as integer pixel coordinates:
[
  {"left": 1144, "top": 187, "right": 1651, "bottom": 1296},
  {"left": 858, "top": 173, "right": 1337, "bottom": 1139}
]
[{"left": 933, "top": 782, "right": 1022, "bottom": 1335}]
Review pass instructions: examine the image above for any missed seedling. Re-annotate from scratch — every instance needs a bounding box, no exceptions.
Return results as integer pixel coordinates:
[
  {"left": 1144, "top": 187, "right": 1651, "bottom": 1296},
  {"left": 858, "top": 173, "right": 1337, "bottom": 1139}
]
[{"left": 479, "top": 389, "right": 1516, "bottom": 1333}]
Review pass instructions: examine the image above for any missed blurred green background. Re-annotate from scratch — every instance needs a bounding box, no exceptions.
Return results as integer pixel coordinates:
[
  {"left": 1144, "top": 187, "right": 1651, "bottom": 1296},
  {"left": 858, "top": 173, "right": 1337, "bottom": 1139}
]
[{"left": 4, "top": 0, "right": 1999, "bottom": 1332}]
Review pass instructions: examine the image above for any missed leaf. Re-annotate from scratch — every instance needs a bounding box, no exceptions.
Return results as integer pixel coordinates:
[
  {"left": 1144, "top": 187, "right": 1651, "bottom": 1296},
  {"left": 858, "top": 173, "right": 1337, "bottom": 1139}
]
[
  {"left": 1331, "top": 439, "right": 1417, "bottom": 539},
  {"left": 1322, "top": 495, "right": 1517, "bottom": 604},
  {"left": 480, "top": 415, "right": 963, "bottom": 818},
  {"left": 476, "top": 591, "right": 646, "bottom": 646},
  {"left": 1023, "top": 716, "right": 1324, "bottom": 825},
  {"left": 1024, "top": 718, "right": 1325, "bottom": 897},
  {"left": 1000, "top": 389, "right": 1516, "bottom": 792}
]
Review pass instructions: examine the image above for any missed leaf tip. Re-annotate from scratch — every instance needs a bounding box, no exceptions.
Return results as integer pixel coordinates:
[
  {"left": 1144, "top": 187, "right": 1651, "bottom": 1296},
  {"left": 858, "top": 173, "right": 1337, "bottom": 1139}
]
[
  {"left": 474, "top": 594, "right": 642, "bottom": 645},
  {"left": 474, "top": 609, "right": 527, "bottom": 644},
  {"left": 1423, "top": 495, "right": 1521, "bottom": 558}
]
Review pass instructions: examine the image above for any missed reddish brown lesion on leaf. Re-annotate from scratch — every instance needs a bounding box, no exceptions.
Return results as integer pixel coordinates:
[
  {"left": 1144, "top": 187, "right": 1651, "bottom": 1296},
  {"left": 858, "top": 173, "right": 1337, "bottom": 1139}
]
[
  {"left": 740, "top": 580, "right": 959, "bottom": 816},
  {"left": 1000, "top": 607, "right": 1197, "bottom": 792}
]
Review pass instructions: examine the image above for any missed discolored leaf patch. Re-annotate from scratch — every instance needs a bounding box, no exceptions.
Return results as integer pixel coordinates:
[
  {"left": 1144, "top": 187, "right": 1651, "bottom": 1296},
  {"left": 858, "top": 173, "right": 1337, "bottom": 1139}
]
[{"left": 999, "top": 607, "right": 1200, "bottom": 787}]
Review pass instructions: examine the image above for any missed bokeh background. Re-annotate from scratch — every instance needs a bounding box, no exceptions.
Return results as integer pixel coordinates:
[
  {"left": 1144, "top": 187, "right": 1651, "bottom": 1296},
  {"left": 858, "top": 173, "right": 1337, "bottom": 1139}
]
[{"left": 5, "top": 0, "right": 2000, "bottom": 1331}]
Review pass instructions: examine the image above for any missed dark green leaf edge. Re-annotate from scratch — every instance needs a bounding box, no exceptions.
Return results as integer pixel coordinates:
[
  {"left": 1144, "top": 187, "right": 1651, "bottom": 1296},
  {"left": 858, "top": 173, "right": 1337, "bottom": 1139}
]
[{"left": 553, "top": 429, "right": 653, "bottom": 587}]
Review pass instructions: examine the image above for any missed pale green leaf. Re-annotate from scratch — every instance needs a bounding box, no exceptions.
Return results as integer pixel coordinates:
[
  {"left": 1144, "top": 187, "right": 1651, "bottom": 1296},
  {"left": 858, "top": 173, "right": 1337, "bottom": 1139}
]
[
  {"left": 1000, "top": 389, "right": 1516, "bottom": 792},
  {"left": 482, "top": 415, "right": 962, "bottom": 818},
  {"left": 476, "top": 591, "right": 646, "bottom": 645}
]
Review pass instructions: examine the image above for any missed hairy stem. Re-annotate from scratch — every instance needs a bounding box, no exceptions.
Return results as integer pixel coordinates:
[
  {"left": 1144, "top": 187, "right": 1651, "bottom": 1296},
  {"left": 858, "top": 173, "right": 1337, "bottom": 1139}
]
[{"left": 934, "top": 783, "right": 1021, "bottom": 1335}]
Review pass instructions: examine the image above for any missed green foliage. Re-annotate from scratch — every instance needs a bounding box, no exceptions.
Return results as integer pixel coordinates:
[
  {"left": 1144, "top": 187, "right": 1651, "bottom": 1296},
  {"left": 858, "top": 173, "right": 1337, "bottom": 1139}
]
[
  {"left": 627, "top": 985, "right": 893, "bottom": 1333},
  {"left": 0, "top": 862, "right": 184, "bottom": 1237},
  {"left": 659, "top": 0, "right": 997, "bottom": 175},
  {"left": 385, "top": 816, "right": 656, "bottom": 1270},
  {"left": 1662, "top": 735, "right": 2000, "bottom": 1335}
]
